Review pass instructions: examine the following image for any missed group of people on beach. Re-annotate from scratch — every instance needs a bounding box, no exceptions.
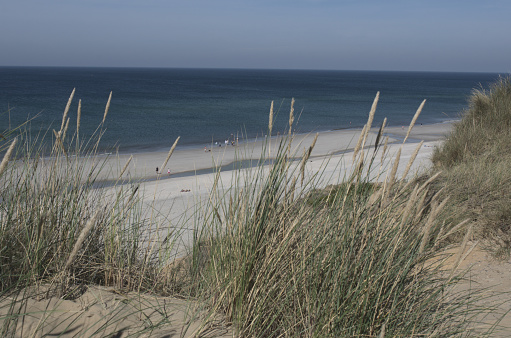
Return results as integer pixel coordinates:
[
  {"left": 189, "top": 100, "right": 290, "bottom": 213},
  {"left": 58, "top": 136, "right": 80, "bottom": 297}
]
[{"left": 204, "top": 134, "right": 238, "bottom": 152}]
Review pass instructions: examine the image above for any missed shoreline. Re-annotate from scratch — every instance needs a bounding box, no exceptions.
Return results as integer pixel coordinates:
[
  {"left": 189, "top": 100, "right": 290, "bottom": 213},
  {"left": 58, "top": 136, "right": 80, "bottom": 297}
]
[
  {"left": 99, "top": 120, "right": 454, "bottom": 183},
  {"left": 99, "top": 120, "right": 454, "bottom": 250},
  {"left": 110, "top": 118, "right": 458, "bottom": 157}
]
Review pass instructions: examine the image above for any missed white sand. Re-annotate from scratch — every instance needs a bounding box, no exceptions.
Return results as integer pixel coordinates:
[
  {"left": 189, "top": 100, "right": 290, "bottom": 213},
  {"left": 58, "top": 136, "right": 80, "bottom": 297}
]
[{"left": 89, "top": 122, "right": 451, "bottom": 257}]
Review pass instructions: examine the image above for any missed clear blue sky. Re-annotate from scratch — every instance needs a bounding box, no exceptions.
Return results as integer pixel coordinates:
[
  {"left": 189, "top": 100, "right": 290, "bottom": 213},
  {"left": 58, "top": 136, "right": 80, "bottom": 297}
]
[{"left": 1, "top": 0, "right": 509, "bottom": 72}]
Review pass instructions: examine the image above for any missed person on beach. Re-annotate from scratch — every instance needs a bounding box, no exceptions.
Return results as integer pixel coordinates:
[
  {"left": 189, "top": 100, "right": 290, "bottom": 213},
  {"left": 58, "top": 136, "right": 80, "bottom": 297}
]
[
  {"left": 167, "top": 168, "right": 171, "bottom": 175},
  {"left": 156, "top": 167, "right": 159, "bottom": 174}
]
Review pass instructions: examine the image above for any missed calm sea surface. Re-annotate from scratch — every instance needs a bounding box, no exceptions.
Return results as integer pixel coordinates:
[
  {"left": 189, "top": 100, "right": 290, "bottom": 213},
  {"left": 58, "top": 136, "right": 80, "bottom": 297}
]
[{"left": 0, "top": 67, "right": 502, "bottom": 153}]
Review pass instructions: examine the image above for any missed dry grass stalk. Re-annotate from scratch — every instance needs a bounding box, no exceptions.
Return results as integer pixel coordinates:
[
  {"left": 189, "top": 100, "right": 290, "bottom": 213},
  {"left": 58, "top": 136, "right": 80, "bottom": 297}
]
[
  {"left": 64, "top": 210, "right": 101, "bottom": 271},
  {"left": 353, "top": 124, "right": 367, "bottom": 160},
  {"left": 401, "top": 140, "right": 424, "bottom": 181},
  {"left": 76, "top": 99, "right": 82, "bottom": 135},
  {"left": 381, "top": 136, "right": 389, "bottom": 163},
  {"left": 289, "top": 176, "right": 297, "bottom": 203},
  {"left": 378, "top": 323, "right": 386, "bottom": 338},
  {"left": 413, "top": 189, "right": 430, "bottom": 224},
  {"left": 437, "top": 219, "right": 470, "bottom": 244},
  {"left": 52, "top": 129, "right": 65, "bottom": 154},
  {"left": 118, "top": 155, "right": 133, "bottom": 180},
  {"left": 418, "top": 171, "right": 442, "bottom": 193},
  {"left": 419, "top": 198, "right": 449, "bottom": 254},
  {"left": 287, "top": 98, "right": 295, "bottom": 155},
  {"left": 61, "top": 88, "right": 75, "bottom": 133},
  {"left": 288, "top": 98, "right": 295, "bottom": 132},
  {"left": 299, "top": 134, "right": 318, "bottom": 186},
  {"left": 403, "top": 99, "right": 426, "bottom": 143},
  {"left": 102, "top": 91, "right": 112, "bottom": 124},
  {"left": 359, "top": 92, "right": 380, "bottom": 153},
  {"left": 269, "top": 101, "right": 274, "bottom": 159},
  {"left": 160, "top": 136, "right": 181, "bottom": 173},
  {"left": 374, "top": 117, "right": 387, "bottom": 151},
  {"left": 0, "top": 138, "right": 17, "bottom": 177},
  {"left": 353, "top": 150, "right": 365, "bottom": 182},
  {"left": 387, "top": 147, "right": 402, "bottom": 188},
  {"left": 269, "top": 100, "right": 274, "bottom": 135},
  {"left": 366, "top": 91, "right": 379, "bottom": 133},
  {"left": 368, "top": 188, "right": 382, "bottom": 206},
  {"left": 61, "top": 118, "right": 70, "bottom": 141},
  {"left": 399, "top": 184, "right": 419, "bottom": 229}
]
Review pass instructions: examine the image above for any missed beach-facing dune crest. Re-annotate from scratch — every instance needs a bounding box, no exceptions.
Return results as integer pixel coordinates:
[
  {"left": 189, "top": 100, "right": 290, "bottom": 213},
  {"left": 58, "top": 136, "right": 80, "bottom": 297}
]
[{"left": 2, "top": 83, "right": 510, "bottom": 336}]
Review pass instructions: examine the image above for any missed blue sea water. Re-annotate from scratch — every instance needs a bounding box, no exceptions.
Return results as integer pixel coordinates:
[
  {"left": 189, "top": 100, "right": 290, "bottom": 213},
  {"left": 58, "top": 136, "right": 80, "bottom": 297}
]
[{"left": 0, "top": 67, "right": 502, "bottom": 154}]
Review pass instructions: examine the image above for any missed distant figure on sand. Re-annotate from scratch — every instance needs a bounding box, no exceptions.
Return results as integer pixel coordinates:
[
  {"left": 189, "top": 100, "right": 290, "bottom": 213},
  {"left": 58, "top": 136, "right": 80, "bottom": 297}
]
[
  {"left": 167, "top": 168, "right": 171, "bottom": 175},
  {"left": 204, "top": 146, "right": 207, "bottom": 152},
  {"left": 156, "top": 167, "right": 159, "bottom": 174}
]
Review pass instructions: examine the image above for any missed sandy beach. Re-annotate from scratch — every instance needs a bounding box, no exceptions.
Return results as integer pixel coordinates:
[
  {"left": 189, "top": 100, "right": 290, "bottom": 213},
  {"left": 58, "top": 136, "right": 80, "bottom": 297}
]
[
  {"left": 87, "top": 121, "right": 450, "bottom": 257},
  {"left": 9, "top": 120, "right": 511, "bottom": 336},
  {"left": 106, "top": 121, "right": 453, "bottom": 181}
]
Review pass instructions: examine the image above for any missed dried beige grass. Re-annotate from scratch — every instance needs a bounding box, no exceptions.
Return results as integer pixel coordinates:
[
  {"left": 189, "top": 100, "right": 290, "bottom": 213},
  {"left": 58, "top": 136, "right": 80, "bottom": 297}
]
[
  {"left": 418, "top": 171, "right": 442, "bottom": 193},
  {"left": 419, "top": 198, "right": 449, "bottom": 254},
  {"left": 288, "top": 98, "right": 295, "bottom": 132},
  {"left": 300, "top": 133, "right": 318, "bottom": 186},
  {"left": 401, "top": 140, "right": 424, "bottom": 181},
  {"left": 437, "top": 219, "right": 470, "bottom": 244},
  {"left": 160, "top": 136, "right": 181, "bottom": 172},
  {"left": 76, "top": 99, "right": 82, "bottom": 135},
  {"left": 61, "top": 88, "right": 75, "bottom": 133},
  {"left": 353, "top": 124, "right": 367, "bottom": 160},
  {"left": 366, "top": 91, "right": 379, "bottom": 133},
  {"left": 387, "top": 147, "right": 402, "bottom": 188},
  {"left": 53, "top": 129, "right": 65, "bottom": 154},
  {"left": 403, "top": 99, "right": 425, "bottom": 143},
  {"left": 0, "top": 138, "right": 17, "bottom": 177},
  {"left": 118, "top": 155, "right": 133, "bottom": 180},
  {"left": 287, "top": 98, "right": 295, "bottom": 155},
  {"left": 374, "top": 117, "right": 387, "bottom": 151},
  {"left": 269, "top": 101, "right": 274, "bottom": 159},
  {"left": 400, "top": 185, "right": 419, "bottom": 223},
  {"left": 102, "top": 91, "right": 112, "bottom": 124},
  {"left": 381, "top": 136, "right": 389, "bottom": 163},
  {"left": 269, "top": 100, "right": 274, "bottom": 135},
  {"left": 61, "top": 118, "right": 70, "bottom": 141},
  {"left": 64, "top": 210, "right": 101, "bottom": 271},
  {"left": 359, "top": 92, "right": 380, "bottom": 153}
]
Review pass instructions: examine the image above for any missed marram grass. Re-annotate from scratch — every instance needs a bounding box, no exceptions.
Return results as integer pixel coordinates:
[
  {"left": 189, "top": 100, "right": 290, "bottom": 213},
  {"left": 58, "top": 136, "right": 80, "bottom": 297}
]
[
  {"left": 0, "top": 90, "right": 182, "bottom": 336},
  {"left": 180, "top": 95, "right": 497, "bottom": 337},
  {"left": 0, "top": 90, "right": 501, "bottom": 337}
]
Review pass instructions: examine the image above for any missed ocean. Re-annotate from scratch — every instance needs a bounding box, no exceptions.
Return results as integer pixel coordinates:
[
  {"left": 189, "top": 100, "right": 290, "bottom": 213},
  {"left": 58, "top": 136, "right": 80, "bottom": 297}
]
[{"left": 0, "top": 67, "right": 502, "bottom": 154}]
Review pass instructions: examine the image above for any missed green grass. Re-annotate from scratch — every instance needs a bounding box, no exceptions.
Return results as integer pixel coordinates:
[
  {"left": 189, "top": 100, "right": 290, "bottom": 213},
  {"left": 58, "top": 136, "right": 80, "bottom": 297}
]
[
  {"left": 178, "top": 98, "right": 496, "bottom": 337},
  {"left": 0, "top": 91, "right": 501, "bottom": 336},
  {"left": 430, "top": 77, "right": 511, "bottom": 257},
  {"left": 0, "top": 91, "right": 181, "bottom": 336}
]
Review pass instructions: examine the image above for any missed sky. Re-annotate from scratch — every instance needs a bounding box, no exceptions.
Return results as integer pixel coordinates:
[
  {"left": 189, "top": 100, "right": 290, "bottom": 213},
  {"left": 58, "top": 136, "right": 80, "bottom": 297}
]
[{"left": 1, "top": 0, "right": 510, "bottom": 73}]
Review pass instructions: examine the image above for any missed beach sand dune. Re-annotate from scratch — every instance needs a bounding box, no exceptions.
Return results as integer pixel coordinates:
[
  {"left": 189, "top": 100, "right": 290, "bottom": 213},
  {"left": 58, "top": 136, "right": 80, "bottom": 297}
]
[{"left": 2, "top": 122, "right": 458, "bottom": 337}]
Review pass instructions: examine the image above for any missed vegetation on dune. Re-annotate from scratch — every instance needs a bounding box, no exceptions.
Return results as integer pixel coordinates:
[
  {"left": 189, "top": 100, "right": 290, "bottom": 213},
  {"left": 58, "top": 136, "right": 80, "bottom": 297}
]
[
  {"left": 0, "top": 91, "right": 181, "bottom": 336},
  {"left": 0, "top": 87, "right": 504, "bottom": 336},
  {"left": 177, "top": 96, "right": 496, "bottom": 337},
  {"left": 431, "top": 77, "right": 511, "bottom": 257}
]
